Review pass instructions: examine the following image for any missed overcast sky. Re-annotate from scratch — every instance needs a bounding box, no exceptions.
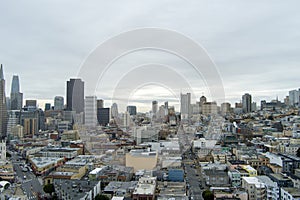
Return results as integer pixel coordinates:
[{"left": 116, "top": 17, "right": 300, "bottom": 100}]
[{"left": 1, "top": 0, "right": 300, "bottom": 112}]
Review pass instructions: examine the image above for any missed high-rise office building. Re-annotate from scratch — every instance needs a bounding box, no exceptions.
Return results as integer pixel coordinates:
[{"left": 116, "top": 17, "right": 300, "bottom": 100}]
[
  {"left": 97, "top": 99, "right": 104, "bottom": 109},
  {"left": 45, "top": 103, "right": 51, "bottom": 111},
  {"left": 97, "top": 108, "right": 110, "bottom": 126},
  {"left": 111, "top": 103, "right": 119, "bottom": 119},
  {"left": 152, "top": 101, "right": 158, "bottom": 117},
  {"left": 200, "top": 95, "right": 207, "bottom": 105},
  {"left": 0, "top": 65, "right": 7, "bottom": 138},
  {"left": 242, "top": 93, "right": 252, "bottom": 113},
  {"left": 289, "top": 89, "right": 300, "bottom": 107},
  {"left": 10, "top": 75, "right": 23, "bottom": 110},
  {"left": 164, "top": 101, "right": 169, "bottom": 116},
  {"left": 127, "top": 106, "right": 137, "bottom": 116},
  {"left": 25, "top": 100, "right": 37, "bottom": 108},
  {"left": 6, "top": 97, "right": 10, "bottom": 110},
  {"left": 180, "top": 93, "right": 191, "bottom": 119},
  {"left": 123, "top": 111, "right": 131, "bottom": 128},
  {"left": 54, "top": 96, "right": 64, "bottom": 111},
  {"left": 7, "top": 110, "right": 21, "bottom": 136},
  {"left": 221, "top": 102, "right": 231, "bottom": 115},
  {"left": 66, "top": 78, "right": 84, "bottom": 113},
  {"left": 84, "top": 96, "right": 97, "bottom": 127}
]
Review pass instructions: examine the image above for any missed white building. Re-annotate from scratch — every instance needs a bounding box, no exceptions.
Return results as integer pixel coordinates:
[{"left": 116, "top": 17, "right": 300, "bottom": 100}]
[
  {"left": 133, "top": 126, "right": 159, "bottom": 145},
  {"left": 257, "top": 176, "right": 279, "bottom": 200},
  {"left": 242, "top": 177, "right": 266, "bottom": 200},
  {"left": 289, "top": 89, "right": 300, "bottom": 107},
  {"left": 123, "top": 111, "right": 131, "bottom": 128},
  {"left": 7, "top": 110, "right": 18, "bottom": 136},
  {"left": 84, "top": 96, "right": 97, "bottom": 127},
  {"left": 281, "top": 187, "right": 300, "bottom": 200},
  {"left": 111, "top": 103, "right": 119, "bottom": 119}
]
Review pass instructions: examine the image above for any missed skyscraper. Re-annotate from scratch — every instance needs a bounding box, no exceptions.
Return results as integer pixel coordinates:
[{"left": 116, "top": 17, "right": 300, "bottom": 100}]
[
  {"left": 152, "top": 101, "right": 158, "bottom": 118},
  {"left": 289, "top": 89, "right": 300, "bottom": 107},
  {"left": 44, "top": 103, "right": 51, "bottom": 111},
  {"left": 164, "top": 101, "right": 169, "bottom": 116},
  {"left": 0, "top": 65, "right": 8, "bottom": 138},
  {"left": 180, "top": 93, "right": 191, "bottom": 119},
  {"left": 54, "top": 96, "right": 64, "bottom": 110},
  {"left": 111, "top": 103, "right": 119, "bottom": 119},
  {"left": 127, "top": 106, "right": 137, "bottom": 116},
  {"left": 84, "top": 96, "right": 97, "bottom": 127},
  {"left": 66, "top": 78, "right": 84, "bottom": 113},
  {"left": 25, "top": 100, "right": 37, "bottom": 108},
  {"left": 97, "top": 99, "right": 104, "bottom": 109},
  {"left": 97, "top": 108, "right": 110, "bottom": 126},
  {"left": 10, "top": 75, "right": 23, "bottom": 110},
  {"left": 242, "top": 93, "right": 252, "bottom": 113}
]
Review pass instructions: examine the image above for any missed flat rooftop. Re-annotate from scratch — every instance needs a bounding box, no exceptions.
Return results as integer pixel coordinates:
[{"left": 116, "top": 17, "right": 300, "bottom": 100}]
[{"left": 30, "top": 157, "right": 64, "bottom": 169}]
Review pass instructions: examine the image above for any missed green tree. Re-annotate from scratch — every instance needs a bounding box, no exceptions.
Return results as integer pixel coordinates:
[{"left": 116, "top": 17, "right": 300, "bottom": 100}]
[
  {"left": 202, "top": 190, "right": 214, "bottom": 200},
  {"left": 95, "top": 194, "right": 110, "bottom": 200},
  {"left": 43, "top": 184, "right": 55, "bottom": 194}
]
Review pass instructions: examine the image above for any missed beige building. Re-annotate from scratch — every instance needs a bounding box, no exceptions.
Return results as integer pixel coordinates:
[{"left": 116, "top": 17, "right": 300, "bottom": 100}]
[
  {"left": 126, "top": 149, "right": 158, "bottom": 172},
  {"left": 23, "top": 118, "right": 38, "bottom": 136},
  {"left": 133, "top": 177, "right": 156, "bottom": 200},
  {"left": 11, "top": 125, "right": 23, "bottom": 138},
  {"left": 61, "top": 130, "right": 80, "bottom": 141},
  {"left": 202, "top": 102, "right": 218, "bottom": 115}
]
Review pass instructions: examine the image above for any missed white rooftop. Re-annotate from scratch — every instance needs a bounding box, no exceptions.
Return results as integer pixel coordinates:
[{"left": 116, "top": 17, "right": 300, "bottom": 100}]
[{"left": 243, "top": 177, "right": 265, "bottom": 188}]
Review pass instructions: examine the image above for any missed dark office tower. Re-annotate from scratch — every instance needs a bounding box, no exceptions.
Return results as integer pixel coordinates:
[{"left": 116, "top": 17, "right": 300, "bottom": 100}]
[
  {"left": 97, "top": 99, "right": 104, "bottom": 109},
  {"left": 242, "top": 93, "right": 252, "bottom": 113},
  {"left": 152, "top": 101, "right": 158, "bottom": 115},
  {"left": 10, "top": 75, "right": 23, "bottom": 110},
  {"left": 97, "top": 108, "right": 110, "bottom": 126},
  {"left": 45, "top": 103, "right": 51, "bottom": 111},
  {"left": 200, "top": 95, "right": 207, "bottom": 105},
  {"left": 164, "top": 101, "right": 169, "bottom": 116},
  {"left": 54, "top": 96, "right": 64, "bottom": 110},
  {"left": 66, "top": 78, "right": 84, "bottom": 113},
  {"left": 0, "top": 64, "right": 7, "bottom": 138},
  {"left": 25, "top": 100, "right": 37, "bottom": 108},
  {"left": 127, "top": 106, "right": 137, "bottom": 116}
]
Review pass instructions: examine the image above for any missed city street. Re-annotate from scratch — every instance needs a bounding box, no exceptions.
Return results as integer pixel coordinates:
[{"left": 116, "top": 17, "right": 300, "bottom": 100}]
[
  {"left": 178, "top": 125, "right": 206, "bottom": 200},
  {"left": 11, "top": 152, "right": 46, "bottom": 200}
]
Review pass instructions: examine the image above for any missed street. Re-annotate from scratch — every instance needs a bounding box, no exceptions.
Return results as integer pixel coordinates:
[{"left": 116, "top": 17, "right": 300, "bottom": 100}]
[
  {"left": 11, "top": 151, "right": 46, "bottom": 200},
  {"left": 177, "top": 125, "right": 206, "bottom": 200}
]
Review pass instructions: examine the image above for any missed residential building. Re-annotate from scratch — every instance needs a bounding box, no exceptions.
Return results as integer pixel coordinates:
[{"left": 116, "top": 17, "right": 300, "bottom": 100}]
[{"left": 242, "top": 177, "right": 266, "bottom": 200}]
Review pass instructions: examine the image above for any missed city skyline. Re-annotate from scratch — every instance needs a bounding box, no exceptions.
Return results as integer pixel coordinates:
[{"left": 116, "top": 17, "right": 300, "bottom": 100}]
[
  {"left": 1, "top": 65, "right": 299, "bottom": 112},
  {"left": 1, "top": 1, "right": 300, "bottom": 112}
]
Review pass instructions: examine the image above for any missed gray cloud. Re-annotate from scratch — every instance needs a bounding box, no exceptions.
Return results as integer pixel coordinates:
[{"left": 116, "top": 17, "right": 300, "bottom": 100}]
[{"left": 1, "top": 0, "right": 299, "bottom": 111}]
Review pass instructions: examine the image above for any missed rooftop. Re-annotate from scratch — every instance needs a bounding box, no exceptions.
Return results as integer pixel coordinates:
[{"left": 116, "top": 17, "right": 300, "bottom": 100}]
[
  {"left": 281, "top": 187, "right": 300, "bottom": 197},
  {"left": 242, "top": 177, "right": 265, "bottom": 189},
  {"left": 30, "top": 157, "right": 64, "bottom": 168}
]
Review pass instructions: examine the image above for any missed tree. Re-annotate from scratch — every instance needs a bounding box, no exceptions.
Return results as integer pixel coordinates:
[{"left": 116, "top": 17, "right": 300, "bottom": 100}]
[
  {"left": 297, "top": 147, "right": 300, "bottom": 158},
  {"left": 202, "top": 190, "right": 214, "bottom": 200},
  {"left": 95, "top": 194, "right": 110, "bottom": 200},
  {"left": 43, "top": 184, "right": 55, "bottom": 194}
]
